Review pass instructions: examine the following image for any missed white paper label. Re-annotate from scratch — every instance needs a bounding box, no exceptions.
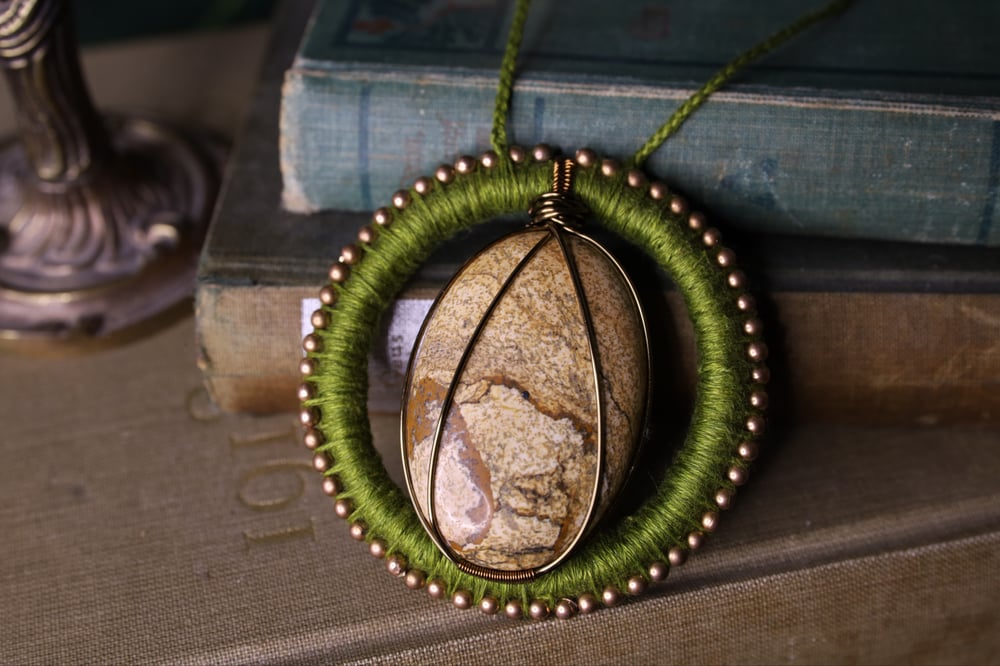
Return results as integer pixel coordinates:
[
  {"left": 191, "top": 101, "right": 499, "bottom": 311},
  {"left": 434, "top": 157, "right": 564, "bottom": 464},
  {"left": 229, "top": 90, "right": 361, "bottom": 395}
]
[{"left": 300, "top": 297, "right": 434, "bottom": 374}]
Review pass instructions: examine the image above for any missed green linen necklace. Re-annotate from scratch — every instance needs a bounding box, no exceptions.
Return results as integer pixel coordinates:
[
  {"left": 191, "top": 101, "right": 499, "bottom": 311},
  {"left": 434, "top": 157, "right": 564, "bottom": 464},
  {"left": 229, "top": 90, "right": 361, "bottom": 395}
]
[{"left": 299, "top": 0, "right": 851, "bottom": 619}]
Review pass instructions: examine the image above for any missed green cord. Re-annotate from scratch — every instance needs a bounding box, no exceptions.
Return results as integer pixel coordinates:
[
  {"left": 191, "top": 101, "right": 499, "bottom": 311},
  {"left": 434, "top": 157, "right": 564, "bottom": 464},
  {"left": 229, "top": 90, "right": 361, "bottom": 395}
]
[
  {"left": 490, "top": 0, "right": 531, "bottom": 159},
  {"left": 490, "top": 0, "right": 853, "bottom": 166},
  {"left": 629, "top": 0, "right": 853, "bottom": 167}
]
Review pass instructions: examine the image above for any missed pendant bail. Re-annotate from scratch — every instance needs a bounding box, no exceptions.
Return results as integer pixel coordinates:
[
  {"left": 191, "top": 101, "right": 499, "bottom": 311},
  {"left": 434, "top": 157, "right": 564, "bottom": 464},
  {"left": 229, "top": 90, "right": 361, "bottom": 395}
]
[{"left": 528, "top": 159, "right": 587, "bottom": 229}]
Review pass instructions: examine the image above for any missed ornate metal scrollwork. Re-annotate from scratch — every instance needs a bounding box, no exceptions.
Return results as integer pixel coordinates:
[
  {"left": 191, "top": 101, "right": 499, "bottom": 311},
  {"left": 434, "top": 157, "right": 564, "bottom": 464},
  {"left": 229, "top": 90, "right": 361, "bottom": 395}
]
[{"left": 0, "top": 0, "right": 223, "bottom": 340}]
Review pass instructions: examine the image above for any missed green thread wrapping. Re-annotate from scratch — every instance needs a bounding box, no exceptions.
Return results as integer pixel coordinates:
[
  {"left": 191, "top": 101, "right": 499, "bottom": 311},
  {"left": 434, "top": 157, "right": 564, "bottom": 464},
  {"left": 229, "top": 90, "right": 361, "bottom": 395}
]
[{"left": 306, "top": 160, "right": 756, "bottom": 605}]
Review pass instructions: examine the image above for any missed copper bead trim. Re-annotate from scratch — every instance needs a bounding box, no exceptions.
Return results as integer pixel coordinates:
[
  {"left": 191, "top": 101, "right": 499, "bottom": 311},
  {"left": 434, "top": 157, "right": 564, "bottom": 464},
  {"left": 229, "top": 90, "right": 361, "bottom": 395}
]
[{"left": 299, "top": 146, "right": 768, "bottom": 619}]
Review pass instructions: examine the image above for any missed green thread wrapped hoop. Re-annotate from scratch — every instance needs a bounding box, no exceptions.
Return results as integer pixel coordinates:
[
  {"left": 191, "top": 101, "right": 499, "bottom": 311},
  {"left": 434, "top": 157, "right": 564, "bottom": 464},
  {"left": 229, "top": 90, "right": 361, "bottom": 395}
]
[
  {"left": 295, "top": 0, "right": 853, "bottom": 620},
  {"left": 299, "top": 148, "right": 768, "bottom": 619}
]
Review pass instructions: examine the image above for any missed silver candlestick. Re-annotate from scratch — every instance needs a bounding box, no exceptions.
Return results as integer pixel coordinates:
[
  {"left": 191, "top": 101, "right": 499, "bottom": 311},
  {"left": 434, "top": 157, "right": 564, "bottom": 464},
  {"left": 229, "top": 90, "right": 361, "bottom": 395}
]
[{"left": 0, "top": 0, "right": 222, "bottom": 341}]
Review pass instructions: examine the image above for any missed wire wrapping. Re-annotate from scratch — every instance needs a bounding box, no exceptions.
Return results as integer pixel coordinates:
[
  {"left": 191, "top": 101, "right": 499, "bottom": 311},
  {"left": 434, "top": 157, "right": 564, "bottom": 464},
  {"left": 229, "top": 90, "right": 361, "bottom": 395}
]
[{"left": 528, "top": 160, "right": 587, "bottom": 227}]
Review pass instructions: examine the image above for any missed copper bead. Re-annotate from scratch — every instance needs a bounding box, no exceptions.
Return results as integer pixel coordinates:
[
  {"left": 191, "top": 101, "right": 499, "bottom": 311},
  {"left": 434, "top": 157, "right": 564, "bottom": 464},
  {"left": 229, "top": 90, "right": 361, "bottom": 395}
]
[
  {"left": 386, "top": 553, "right": 407, "bottom": 577},
  {"left": 413, "top": 176, "right": 433, "bottom": 195},
  {"left": 302, "top": 428, "right": 323, "bottom": 450},
  {"left": 452, "top": 589, "right": 472, "bottom": 610},
  {"left": 479, "top": 150, "right": 499, "bottom": 169},
  {"left": 297, "top": 382, "right": 315, "bottom": 401},
  {"left": 349, "top": 522, "right": 367, "bottom": 541},
  {"left": 574, "top": 148, "right": 596, "bottom": 167},
  {"left": 391, "top": 190, "right": 411, "bottom": 209},
  {"left": 339, "top": 244, "right": 361, "bottom": 265},
  {"left": 454, "top": 155, "right": 476, "bottom": 174},
  {"left": 528, "top": 599, "right": 550, "bottom": 620},
  {"left": 554, "top": 598, "right": 578, "bottom": 620},
  {"left": 479, "top": 595, "right": 499, "bottom": 615},
  {"left": 626, "top": 169, "right": 646, "bottom": 189},
  {"left": 318, "top": 285, "right": 337, "bottom": 306},
  {"left": 357, "top": 225, "right": 376, "bottom": 245},
  {"left": 369, "top": 538, "right": 387, "bottom": 559},
  {"left": 311, "top": 452, "right": 330, "bottom": 472},
  {"left": 717, "top": 248, "right": 736, "bottom": 267},
  {"left": 531, "top": 144, "right": 553, "bottom": 162},
  {"left": 626, "top": 575, "right": 647, "bottom": 596},
  {"left": 434, "top": 165, "right": 455, "bottom": 183},
  {"left": 577, "top": 593, "right": 599, "bottom": 614},
  {"left": 405, "top": 569, "right": 426, "bottom": 589},
  {"left": 602, "top": 159, "right": 621, "bottom": 178},
  {"left": 728, "top": 465, "right": 749, "bottom": 486},
  {"left": 299, "top": 406, "right": 319, "bottom": 427},
  {"left": 648, "top": 561, "right": 669, "bottom": 582},
  {"left": 333, "top": 498, "right": 353, "bottom": 519},
  {"left": 310, "top": 309, "right": 330, "bottom": 330},
  {"left": 647, "top": 181, "right": 667, "bottom": 200},
  {"left": 738, "top": 441, "right": 759, "bottom": 461},
  {"left": 328, "top": 262, "right": 350, "bottom": 284},
  {"left": 746, "top": 415, "right": 766, "bottom": 436},
  {"left": 747, "top": 342, "right": 769, "bottom": 362},
  {"left": 426, "top": 578, "right": 446, "bottom": 599},
  {"left": 302, "top": 333, "right": 322, "bottom": 353},
  {"left": 743, "top": 317, "right": 763, "bottom": 336}
]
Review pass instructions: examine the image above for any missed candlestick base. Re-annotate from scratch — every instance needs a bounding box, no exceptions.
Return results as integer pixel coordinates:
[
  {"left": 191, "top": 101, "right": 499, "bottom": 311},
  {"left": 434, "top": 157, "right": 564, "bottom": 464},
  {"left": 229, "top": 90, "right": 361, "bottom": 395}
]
[{"left": 0, "top": 115, "right": 222, "bottom": 342}]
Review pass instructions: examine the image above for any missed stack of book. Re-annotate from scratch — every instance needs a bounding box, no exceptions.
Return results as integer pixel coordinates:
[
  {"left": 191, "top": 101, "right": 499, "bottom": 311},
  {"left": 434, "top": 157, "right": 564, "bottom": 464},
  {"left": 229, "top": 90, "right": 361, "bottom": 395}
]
[
  {"left": 199, "top": 0, "right": 1000, "bottom": 423},
  {"left": 190, "top": 0, "right": 1000, "bottom": 659}
]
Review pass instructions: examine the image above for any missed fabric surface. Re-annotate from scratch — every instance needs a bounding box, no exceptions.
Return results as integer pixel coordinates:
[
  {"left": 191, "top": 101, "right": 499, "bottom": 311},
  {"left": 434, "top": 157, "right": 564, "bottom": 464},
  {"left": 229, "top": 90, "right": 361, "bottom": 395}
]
[{"left": 1, "top": 315, "right": 998, "bottom": 664}]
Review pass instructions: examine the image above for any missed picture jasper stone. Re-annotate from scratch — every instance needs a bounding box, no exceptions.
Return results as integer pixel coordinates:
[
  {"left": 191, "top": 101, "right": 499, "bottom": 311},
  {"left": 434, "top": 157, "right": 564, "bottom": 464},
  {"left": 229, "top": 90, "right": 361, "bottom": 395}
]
[{"left": 402, "top": 226, "right": 648, "bottom": 574}]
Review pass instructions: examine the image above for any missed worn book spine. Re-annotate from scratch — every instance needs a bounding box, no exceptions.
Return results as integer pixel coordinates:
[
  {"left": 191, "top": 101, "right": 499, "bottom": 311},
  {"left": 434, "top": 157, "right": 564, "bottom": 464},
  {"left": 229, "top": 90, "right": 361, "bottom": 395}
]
[
  {"left": 278, "top": 0, "right": 1000, "bottom": 246},
  {"left": 197, "top": 284, "right": 1000, "bottom": 426}
]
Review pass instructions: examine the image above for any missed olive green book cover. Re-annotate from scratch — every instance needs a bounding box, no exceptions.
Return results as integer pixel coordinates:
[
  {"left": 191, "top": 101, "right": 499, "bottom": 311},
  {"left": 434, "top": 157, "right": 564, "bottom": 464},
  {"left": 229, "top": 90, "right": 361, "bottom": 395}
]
[{"left": 2, "top": 315, "right": 1000, "bottom": 663}]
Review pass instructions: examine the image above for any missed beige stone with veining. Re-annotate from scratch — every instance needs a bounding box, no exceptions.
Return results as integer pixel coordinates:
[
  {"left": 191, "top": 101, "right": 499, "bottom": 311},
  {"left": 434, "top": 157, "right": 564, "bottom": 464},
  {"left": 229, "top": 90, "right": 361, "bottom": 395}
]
[{"left": 403, "top": 227, "right": 647, "bottom": 572}]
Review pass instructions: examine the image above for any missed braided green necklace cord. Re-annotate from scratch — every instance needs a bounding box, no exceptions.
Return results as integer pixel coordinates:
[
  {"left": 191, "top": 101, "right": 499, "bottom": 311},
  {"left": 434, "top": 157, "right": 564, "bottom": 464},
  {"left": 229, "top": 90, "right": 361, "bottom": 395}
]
[
  {"left": 491, "top": 0, "right": 853, "bottom": 167},
  {"left": 489, "top": 0, "right": 531, "bottom": 161},
  {"left": 300, "top": 0, "right": 852, "bottom": 618}
]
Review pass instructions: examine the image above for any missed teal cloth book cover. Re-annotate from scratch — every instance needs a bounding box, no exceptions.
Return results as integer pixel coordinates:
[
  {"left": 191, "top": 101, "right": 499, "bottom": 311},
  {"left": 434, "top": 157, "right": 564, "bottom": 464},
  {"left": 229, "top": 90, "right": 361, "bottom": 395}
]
[{"left": 280, "top": 0, "right": 1000, "bottom": 246}]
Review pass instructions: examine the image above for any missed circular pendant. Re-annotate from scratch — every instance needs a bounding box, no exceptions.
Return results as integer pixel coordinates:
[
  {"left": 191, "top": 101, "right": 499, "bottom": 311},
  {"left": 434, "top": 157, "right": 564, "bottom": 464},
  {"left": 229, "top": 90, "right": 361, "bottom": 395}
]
[{"left": 299, "top": 146, "right": 767, "bottom": 619}]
